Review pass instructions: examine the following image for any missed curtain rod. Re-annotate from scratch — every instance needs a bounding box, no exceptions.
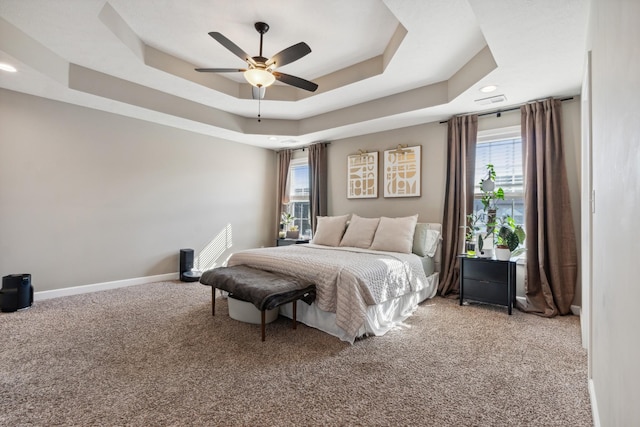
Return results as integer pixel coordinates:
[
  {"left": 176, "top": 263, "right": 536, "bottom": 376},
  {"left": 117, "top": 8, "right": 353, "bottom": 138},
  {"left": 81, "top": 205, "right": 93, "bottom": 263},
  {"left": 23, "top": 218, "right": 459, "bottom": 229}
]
[
  {"left": 439, "top": 97, "right": 574, "bottom": 124},
  {"left": 281, "top": 141, "right": 331, "bottom": 152}
]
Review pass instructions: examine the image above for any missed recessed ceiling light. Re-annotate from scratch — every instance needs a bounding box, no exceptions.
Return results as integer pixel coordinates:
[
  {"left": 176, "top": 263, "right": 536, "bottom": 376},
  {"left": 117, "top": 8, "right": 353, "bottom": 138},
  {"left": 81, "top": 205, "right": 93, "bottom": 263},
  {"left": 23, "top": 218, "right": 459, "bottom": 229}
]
[
  {"left": 0, "top": 63, "right": 17, "bottom": 73},
  {"left": 268, "top": 136, "right": 278, "bottom": 141},
  {"left": 480, "top": 85, "right": 497, "bottom": 93}
]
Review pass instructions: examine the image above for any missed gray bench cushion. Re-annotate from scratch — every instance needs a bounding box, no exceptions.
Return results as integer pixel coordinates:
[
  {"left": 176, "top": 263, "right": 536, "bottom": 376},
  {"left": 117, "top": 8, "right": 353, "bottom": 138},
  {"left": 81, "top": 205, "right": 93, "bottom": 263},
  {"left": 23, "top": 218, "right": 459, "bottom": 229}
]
[{"left": 200, "top": 265, "right": 315, "bottom": 311}]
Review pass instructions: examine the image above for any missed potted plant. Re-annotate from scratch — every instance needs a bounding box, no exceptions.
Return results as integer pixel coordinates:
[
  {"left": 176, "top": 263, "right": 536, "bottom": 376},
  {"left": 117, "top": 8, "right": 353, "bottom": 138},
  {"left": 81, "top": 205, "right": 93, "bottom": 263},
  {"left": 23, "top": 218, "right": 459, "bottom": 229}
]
[
  {"left": 281, "top": 212, "right": 299, "bottom": 239},
  {"left": 495, "top": 216, "right": 526, "bottom": 261},
  {"left": 475, "top": 164, "right": 505, "bottom": 258},
  {"left": 280, "top": 212, "right": 294, "bottom": 239},
  {"left": 479, "top": 163, "right": 504, "bottom": 228},
  {"left": 286, "top": 224, "right": 300, "bottom": 240},
  {"left": 465, "top": 212, "right": 482, "bottom": 255}
]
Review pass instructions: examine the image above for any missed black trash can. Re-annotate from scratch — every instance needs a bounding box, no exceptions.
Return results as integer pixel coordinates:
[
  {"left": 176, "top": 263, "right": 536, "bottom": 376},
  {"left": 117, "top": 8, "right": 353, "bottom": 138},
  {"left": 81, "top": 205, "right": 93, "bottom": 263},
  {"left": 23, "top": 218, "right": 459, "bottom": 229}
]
[{"left": 1, "top": 274, "right": 33, "bottom": 312}]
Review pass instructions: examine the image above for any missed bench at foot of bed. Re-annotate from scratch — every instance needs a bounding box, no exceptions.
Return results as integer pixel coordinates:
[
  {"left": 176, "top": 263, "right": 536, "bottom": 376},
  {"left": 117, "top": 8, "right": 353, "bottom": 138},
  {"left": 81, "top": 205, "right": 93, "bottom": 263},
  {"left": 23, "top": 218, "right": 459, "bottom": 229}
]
[{"left": 199, "top": 265, "right": 316, "bottom": 341}]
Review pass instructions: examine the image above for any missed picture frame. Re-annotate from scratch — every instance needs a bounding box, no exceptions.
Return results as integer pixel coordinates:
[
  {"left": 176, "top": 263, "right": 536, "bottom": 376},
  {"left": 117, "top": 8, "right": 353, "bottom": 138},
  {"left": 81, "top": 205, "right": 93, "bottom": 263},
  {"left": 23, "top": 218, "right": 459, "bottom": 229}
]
[
  {"left": 383, "top": 145, "right": 421, "bottom": 198},
  {"left": 347, "top": 151, "right": 378, "bottom": 199}
]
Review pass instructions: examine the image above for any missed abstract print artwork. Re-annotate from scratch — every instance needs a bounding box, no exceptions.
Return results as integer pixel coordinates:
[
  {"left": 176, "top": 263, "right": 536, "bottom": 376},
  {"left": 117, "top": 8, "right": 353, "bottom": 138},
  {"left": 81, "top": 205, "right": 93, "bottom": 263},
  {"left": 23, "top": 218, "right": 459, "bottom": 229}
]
[
  {"left": 383, "top": 145, "right": 421, "bottom": 198},
  {"left": 347, "top": 151, "right": 378, "bottom": 198}
]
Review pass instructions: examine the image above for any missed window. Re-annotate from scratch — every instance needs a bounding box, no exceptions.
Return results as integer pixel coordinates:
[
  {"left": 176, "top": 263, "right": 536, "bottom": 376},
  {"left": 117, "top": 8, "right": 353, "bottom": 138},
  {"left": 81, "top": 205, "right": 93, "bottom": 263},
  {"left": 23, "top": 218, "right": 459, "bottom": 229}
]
[
  {"left": 473, "top": 126, "right": 525, "bottom": 226},
  {"left": 285, "top": 157, "right": 311, "bottom": 238}
]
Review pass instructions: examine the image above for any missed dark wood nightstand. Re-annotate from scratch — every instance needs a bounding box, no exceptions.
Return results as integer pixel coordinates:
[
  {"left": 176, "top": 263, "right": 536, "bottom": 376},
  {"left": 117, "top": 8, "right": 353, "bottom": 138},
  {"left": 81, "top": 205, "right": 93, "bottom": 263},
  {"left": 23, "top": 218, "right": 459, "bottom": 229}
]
[
  {"left": 459, "top": 256, "right": 516, "bottom": 314},
  {"left": 276, "top": 239, "right": 310, "bottom": 247}
]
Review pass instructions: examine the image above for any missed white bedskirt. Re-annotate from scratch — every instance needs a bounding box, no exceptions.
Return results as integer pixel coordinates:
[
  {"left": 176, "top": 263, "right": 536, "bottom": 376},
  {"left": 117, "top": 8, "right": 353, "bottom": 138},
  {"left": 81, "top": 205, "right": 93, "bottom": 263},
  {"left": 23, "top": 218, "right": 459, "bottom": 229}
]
[{"left": 279, "top": 272, "right": 439, "bottom": 343}]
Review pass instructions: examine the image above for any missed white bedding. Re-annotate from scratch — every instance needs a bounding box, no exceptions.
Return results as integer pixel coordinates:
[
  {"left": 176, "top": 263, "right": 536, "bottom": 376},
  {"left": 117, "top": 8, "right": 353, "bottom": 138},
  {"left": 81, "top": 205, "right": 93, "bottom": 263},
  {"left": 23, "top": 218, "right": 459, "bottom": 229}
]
[
  {"left": 227, "top": 243, "right": 437, "bottom": 342},
  {"left": 280, "top": 274, "right": 438, "bottom": 342}
]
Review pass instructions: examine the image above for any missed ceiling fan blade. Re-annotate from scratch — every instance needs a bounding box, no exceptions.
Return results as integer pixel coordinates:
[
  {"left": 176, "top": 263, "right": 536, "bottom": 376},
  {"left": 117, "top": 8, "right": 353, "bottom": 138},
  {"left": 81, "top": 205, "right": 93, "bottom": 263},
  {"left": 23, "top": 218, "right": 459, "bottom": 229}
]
[
  {"left": 266, "top": 42, "right": 311, "bottom": 68},
  {"left": 195, "top": 68, "right": 246, "bottom": 73},
  {"left": 208, "top": 32, "right": 257, "bottom": 67},
  {"left": 273, "top": 72, "right": 318, "bottom": 92}
]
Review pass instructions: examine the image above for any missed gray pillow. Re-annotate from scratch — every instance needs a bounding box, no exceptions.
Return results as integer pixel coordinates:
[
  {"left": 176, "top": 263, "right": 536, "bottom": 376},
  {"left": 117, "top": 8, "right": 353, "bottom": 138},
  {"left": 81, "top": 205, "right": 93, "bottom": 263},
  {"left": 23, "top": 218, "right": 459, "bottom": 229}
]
[{"left": 413, "top": 224, "right": 441, "bottom": 257}]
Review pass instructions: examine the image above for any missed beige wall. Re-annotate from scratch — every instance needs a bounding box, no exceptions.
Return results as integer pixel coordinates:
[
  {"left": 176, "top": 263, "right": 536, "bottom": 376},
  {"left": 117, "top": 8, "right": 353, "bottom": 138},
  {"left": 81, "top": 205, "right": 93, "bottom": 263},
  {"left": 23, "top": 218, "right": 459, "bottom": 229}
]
[
  {"left": 0, "top": 89, "right": 276, "bottom": 292},
  {"left": 588, "top": 0, "right": 640, "bottom": 424},
  {"left": 327, "top": 121, "right": 448, "bottom": 223}
]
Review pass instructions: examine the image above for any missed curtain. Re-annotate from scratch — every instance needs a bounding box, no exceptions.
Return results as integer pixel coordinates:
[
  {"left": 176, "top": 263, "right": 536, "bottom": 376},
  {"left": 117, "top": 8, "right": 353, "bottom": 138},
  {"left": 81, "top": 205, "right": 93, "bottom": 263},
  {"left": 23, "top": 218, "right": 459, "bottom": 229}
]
[
  {"left": 308, "top": 143, "right": 328, "bottom": 233},
  {"left": 439, "top": 115, "right": 478, "bottom": 296},
  {"left": 276, "top": 149, "right": 292, "bottom": 239},
  {"left": 520, "top": 98, "right": 577, "bottom": 316}
]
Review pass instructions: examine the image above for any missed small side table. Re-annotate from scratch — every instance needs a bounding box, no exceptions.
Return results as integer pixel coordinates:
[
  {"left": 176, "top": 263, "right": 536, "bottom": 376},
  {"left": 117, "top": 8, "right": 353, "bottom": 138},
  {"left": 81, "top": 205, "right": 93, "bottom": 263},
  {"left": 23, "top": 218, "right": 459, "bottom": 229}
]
[
  {"left": 276, "top": 239, "right": 310, "bottom": 247},
  {"left": 459, "top": 256, "right": 516, "bottom": 314}
]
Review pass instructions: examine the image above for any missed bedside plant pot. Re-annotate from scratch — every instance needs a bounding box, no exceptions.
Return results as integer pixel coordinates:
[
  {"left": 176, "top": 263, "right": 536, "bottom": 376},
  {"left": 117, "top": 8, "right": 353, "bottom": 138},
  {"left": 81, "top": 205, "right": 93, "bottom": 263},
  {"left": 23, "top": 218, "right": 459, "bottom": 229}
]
[
  {"left": 286, "top": 230, "right": 299, "bottom": 239},
  {"left": 495, "top": 247, "right": 511, "bottom": 261}
]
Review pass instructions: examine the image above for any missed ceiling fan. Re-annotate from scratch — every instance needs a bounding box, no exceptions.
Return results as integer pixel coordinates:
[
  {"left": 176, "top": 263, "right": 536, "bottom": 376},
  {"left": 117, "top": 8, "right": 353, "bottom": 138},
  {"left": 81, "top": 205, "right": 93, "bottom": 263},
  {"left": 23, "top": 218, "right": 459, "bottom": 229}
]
[{"left": 195, "top": 22, "right": 318, "bottom": 94}]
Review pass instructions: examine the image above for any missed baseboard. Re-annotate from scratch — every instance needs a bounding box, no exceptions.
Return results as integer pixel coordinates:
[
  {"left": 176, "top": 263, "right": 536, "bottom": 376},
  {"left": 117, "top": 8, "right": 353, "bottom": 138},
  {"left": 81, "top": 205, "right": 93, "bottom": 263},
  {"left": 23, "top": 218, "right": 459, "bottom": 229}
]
[
  {"left": 589, "top": 378, "right": 600, "bottom": 427},
  {"left": 34, "top": 272, "right": 180, "bottom": 301}
]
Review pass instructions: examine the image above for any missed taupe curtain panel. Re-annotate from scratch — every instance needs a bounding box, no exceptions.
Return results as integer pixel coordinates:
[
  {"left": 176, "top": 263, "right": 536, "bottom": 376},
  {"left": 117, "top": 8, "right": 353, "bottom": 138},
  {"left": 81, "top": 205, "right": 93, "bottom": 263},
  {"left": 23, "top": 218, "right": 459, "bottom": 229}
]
[
  {"left": 308, "top": 143, "right": 328, "bottom": 233},
  {"left": 439, "top": 115, "right": 478, "bottom": 296},
  {"left": 276, "top": 149, "right": 292, "bottom": 238},
  {"left": 521, "top": 99, "right": 577, "bottom": 316}
]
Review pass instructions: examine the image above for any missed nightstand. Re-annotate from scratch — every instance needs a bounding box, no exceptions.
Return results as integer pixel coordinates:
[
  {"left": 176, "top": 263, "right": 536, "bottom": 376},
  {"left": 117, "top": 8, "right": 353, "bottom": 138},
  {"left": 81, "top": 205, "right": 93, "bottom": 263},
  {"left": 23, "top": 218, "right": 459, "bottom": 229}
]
[
  {"left": 459, "top": 256, "right": 516, "bottom": 314},
  {"left": 276, "top": 239, "right": 310, "bottom": 247}
]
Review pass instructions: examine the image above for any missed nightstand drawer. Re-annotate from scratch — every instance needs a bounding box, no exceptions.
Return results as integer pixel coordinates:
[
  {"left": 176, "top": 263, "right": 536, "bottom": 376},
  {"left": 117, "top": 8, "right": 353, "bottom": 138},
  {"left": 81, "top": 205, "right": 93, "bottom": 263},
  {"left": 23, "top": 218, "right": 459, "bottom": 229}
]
[
  {"left": 463, "top": 278, "right": 510, "bottom": 306},
  {"left": 463, "top": 260, "right": 509, "bottom": 282}
]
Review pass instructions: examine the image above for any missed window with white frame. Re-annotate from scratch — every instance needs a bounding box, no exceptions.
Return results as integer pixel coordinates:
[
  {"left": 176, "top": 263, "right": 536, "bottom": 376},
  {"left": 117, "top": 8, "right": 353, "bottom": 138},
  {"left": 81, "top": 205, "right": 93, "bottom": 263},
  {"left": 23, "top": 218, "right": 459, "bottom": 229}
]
[
  {"left": 285, "top": 157, "right": 311, "bottom": 238},
  {"left": 473, "top": 126, "right": 525, "bottom": 226}
]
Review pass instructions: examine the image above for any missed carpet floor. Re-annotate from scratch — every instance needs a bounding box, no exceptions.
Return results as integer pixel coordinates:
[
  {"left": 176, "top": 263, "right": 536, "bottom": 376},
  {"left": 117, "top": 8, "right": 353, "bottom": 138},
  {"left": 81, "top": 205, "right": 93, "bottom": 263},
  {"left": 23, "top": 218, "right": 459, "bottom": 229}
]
[{"left": 0, "top": 281, "right": 591, "bottom": 426}]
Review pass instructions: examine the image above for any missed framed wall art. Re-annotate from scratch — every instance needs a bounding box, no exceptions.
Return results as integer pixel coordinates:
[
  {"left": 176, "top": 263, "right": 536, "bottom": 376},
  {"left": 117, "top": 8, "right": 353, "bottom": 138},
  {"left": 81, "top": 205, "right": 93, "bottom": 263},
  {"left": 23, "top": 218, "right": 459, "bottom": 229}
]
[
  {"left": 347, "top": 150, "right": 378, "bottom": 199},
  {"left": 383, "top": 145, "right": 421, "bottom": 198}
]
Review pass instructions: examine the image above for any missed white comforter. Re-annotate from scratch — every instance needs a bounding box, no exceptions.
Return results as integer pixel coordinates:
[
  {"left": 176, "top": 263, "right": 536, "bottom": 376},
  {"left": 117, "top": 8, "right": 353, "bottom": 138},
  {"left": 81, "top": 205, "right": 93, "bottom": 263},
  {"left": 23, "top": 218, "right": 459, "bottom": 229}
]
[{"left": 227, "top": 244, "right": 429, "bottom": 339}]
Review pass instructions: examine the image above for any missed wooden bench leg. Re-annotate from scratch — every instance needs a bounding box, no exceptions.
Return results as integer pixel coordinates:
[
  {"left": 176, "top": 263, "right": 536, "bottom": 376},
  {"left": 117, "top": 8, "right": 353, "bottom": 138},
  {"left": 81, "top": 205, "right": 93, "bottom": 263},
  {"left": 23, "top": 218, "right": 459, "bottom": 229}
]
[
  {"left": 261, "top": 310, "right": 266, "bottom": 342},
  {"left": 211, "top": 287, "right": 216, "bottom": 316},
  {"left": 292, "top": 300, "right": 297, "bottom": 330}
]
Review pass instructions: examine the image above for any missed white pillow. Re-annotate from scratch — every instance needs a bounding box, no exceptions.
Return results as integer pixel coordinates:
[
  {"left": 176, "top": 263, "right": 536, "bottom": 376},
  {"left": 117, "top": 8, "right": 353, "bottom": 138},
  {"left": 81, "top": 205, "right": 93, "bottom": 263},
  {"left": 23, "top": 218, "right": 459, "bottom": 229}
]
[
  {"left": 311, "top": 215, "right": 350, "bottom": 247},
  {"left": 339, "top": 215, "right": 380, "bottom": 248},
  {"left": 413, "top": 224, "right": 441, "bottom": 257},
  {"left": 369, "top": 214, "right": 419, "bottom": 254}
]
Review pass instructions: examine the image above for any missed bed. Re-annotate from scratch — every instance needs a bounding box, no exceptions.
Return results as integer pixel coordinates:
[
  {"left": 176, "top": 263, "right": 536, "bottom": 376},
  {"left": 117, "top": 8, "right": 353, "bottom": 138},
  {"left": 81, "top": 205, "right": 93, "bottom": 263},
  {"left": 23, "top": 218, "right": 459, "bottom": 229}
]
[{"left": 226, "top": 214, "right": 442, "bottom": 343}]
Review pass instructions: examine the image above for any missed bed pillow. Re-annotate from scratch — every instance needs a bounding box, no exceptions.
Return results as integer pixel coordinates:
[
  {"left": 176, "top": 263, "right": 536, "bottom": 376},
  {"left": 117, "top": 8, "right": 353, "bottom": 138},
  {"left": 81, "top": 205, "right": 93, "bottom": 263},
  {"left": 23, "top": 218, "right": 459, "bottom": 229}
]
[
  {"left": 311, "top": 214, "right": 350, "bottom": 247},
  {"left": 339, "top": 214, "right": 380, "bottom": 248},
  {"left": 369, "top": 214, "right": 419, "bottom": 254},
  {"left": 413, "top": 224, "right": 441, "bottom": 257}
]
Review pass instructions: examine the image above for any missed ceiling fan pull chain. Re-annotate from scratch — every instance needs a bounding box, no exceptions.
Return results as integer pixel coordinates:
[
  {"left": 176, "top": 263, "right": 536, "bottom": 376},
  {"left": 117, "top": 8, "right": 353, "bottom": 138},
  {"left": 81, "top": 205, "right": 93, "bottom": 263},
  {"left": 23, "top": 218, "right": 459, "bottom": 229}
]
[{"left": 258, "top": 93, "right": 261, "bottom": 122}]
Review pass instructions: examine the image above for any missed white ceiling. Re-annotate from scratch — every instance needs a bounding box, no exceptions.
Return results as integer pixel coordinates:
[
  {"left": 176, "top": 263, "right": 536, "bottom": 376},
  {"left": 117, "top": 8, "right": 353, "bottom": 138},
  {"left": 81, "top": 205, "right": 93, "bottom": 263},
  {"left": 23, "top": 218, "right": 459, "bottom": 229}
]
[{"left": 0, "top": 0, "right": 589, "bottom": 149}]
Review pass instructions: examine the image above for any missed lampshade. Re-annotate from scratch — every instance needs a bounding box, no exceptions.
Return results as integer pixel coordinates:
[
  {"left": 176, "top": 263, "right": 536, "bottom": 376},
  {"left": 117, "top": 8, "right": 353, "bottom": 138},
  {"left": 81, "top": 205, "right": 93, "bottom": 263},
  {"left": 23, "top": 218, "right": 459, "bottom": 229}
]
[{"left": 244, "top": 68, "right": 276, "bottom": 88}]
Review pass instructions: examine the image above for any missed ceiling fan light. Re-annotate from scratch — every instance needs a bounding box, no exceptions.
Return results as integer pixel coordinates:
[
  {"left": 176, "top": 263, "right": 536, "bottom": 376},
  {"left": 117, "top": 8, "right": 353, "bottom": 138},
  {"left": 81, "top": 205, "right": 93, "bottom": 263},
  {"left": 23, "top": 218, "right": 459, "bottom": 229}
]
[{"left": 244, "top": 68, "right": 276, "bottom": 88}]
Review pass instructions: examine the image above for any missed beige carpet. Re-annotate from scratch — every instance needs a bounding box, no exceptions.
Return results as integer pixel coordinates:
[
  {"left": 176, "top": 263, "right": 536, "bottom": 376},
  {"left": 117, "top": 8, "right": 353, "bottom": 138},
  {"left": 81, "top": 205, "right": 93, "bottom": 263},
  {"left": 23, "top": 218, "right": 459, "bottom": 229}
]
[{"left": 0, "top": 281, "right": 591, "bottom": 426}]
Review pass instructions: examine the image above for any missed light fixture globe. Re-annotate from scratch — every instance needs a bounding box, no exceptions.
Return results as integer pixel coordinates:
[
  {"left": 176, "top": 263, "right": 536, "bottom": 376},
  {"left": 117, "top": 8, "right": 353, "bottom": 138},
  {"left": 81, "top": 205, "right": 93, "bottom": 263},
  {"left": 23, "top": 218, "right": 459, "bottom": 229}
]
[{"left": 244, "top": 67, "right": 276, "bottom": 88}]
